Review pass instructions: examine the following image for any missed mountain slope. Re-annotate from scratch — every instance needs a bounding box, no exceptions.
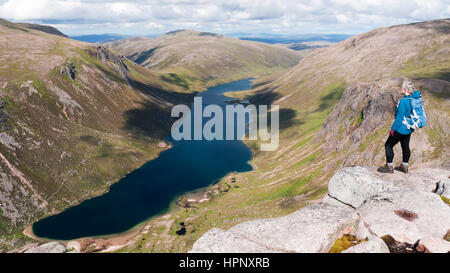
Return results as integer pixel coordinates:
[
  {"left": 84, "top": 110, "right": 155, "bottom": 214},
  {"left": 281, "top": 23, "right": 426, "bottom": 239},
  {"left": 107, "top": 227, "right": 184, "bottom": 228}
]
[
  {"left": 71, "top": 34, "right": 130, "bottom": 43},
  {"left": 112, "top": 19, "right": 449, "bottom": 253},
  {"left": 0, "top": 19, "right": 190, "bottom": 251},
  {"left": 16, "top": 22, "right": 68, "bottom": 37},
  {"left": 105, "top": 30, "right": 302, "bottom": 91},
  {"left": 248, "top": 18, "right": 449, "bottom": 168}
]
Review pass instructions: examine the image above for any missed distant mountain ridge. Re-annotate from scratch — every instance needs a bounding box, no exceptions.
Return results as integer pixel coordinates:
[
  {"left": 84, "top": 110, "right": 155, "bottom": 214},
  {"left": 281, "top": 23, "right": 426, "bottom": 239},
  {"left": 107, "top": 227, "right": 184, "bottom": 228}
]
[
  {"left": 15, "top": 22, "right": 68, "bottom": 37},
  {"left": 105, "top": 29, "right": 304, "bottom": 91},
  {"left": 70, "top": 33, "right": 132, "bottom": 43},
  {"left": 70, "top": 31, "right": 352, "bottom": 45},
  {"left": 238, "top": 34, "right": 351, "bottom": 44},
  {"left": 165, "top": 29, "right": 223, "bottom": 37}
]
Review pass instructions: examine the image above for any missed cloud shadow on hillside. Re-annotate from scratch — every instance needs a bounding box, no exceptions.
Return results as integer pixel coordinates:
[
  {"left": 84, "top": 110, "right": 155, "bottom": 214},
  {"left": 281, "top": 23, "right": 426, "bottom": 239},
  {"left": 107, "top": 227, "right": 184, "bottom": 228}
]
[
  {"left": 122, "top": 77, "right": 194, "bottom": 139},
  {"left": 244, "top": 85, "right": 304, "bottom": 131}
]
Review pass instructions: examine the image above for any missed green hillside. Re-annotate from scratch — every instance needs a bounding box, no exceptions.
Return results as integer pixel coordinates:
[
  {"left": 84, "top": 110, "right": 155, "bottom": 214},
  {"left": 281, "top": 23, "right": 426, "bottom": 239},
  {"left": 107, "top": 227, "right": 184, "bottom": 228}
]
[
  {"left": 0, "top": 19, "right": 191, "bottom": 251},
  {"left": 105, "top": 30, "right": 303, "bottom": 92}
]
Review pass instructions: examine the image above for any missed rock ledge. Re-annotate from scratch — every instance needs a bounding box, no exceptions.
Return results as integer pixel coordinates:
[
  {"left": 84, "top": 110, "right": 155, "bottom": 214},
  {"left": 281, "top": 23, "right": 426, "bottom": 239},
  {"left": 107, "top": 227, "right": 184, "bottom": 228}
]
[{"left": 190, "top": 166, "right": 450, "bottom": 253}]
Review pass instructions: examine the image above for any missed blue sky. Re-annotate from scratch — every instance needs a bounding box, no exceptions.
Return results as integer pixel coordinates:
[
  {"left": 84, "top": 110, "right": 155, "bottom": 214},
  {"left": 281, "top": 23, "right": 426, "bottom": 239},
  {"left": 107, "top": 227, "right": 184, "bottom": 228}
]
[{"left": 0, "top": 0, "right": 449, "bottom": 36}]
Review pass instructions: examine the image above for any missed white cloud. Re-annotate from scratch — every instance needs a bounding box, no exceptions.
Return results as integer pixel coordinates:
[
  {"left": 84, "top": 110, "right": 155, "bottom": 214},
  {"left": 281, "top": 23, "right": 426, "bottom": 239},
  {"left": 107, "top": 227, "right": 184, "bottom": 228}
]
[
  {"left": 336, "top": 14, "right": 351, "bottom": 23},
  {"left": 0, "top": 0, "right": 448, "bottom": 35},
  {"left": 145, "top": 22, "right": 164, "bottom": 29}
]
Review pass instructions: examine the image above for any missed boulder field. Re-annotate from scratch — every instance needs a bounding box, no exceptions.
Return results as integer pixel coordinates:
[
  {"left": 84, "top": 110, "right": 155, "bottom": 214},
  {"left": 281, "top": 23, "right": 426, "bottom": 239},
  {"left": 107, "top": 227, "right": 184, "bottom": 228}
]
[{"left": 190, "top": 166, "right": 450, "bottom": 253}]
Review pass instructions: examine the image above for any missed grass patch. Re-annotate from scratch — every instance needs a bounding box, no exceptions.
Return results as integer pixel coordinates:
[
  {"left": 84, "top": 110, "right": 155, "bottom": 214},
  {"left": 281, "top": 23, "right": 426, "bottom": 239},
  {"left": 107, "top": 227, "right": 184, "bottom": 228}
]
[
  {"left": 125, "top": 60, "right": 147, "bottom": 82},
  {"left": 315, "top": 82, "right": 346, "bottom": 112},
  {"left": 358, "top": 124, "right": 390, "bottom": 152},
  {"left": 161, "top": 73, "right": 190, "bottom": 89},
  {"left": 396, "top": 42, "right": 450, "bottom": 81},
  {"left": 0, "top": 19, "right": 29, "bottom": 32},
  {"left": 444, "top": 230, "right": 450, "bottom": 242},
  {"left": 424, "top": 125, "right": 445, "bottom": 160},
  {"left": 256, "top": 174, "right": 315, "bottom": 202},
  {"left": 32, "top": 79, "right": 52, "bottom": 102},
  {"left": 328, "top": 234, "right": 367, "bottom": 253},
  {"left": 293, "top": 152, "right": 317, "bottom": 168},
  {"left": 295, "top": 134, "right": 314, "bottom": 149},
  {"left": 441, "top": 196, "right": 450, "bottom": 206},
  {"left": 2, "top": 96, "right": 18, "bottom": 111}
]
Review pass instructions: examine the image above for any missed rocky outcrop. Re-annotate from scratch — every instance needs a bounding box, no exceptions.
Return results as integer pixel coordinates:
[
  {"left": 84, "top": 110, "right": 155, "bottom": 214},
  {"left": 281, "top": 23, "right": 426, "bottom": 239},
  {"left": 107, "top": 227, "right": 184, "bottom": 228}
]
[
  {"left": 191, "top": 166, "right": 450, "bottom": 253},
  {"left": 314, "top": 79, "right": 399, "bottom": 152},
  {"left": 66, "top": 241, "right": 81, "bottom": 253},
  {"left": 189, "top": 228, "right": 277, "bottom": 253},
  {"left": 312, "top": 77, "right": 449, "bottom": 170},
  {"left": 24, "top": 242, "right": 66, "bottom": 253},
  {"left": 191, "top": 203, "right": 359, "bottom": 253},
  {"left": 59, "top": 62, "right": 76, "bottom": 80},
  {"left": 324, "top": 167, "right": 396, "bottom": 208},
  {"left": 86, "top": 46, "right": 128, "bottom": 70},
  {"left": 85, "top": 46, "right": 129, "bottom": 79},
  {"left": 0, "top": 98, "right": 10, "bottom": 131},
  {"left": 434, "top": 181, "right": 450, "bottom": 199},
  {"left": 324, "top": 167, "right": 450, "bottom": 246}
]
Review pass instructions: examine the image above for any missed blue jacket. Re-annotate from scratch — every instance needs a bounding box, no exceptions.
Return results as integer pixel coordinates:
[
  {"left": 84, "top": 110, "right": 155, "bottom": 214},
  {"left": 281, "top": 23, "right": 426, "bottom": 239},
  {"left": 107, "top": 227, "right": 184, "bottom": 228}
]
[{"left": 391, "top": 91, "right": 421, "bottom": 135}]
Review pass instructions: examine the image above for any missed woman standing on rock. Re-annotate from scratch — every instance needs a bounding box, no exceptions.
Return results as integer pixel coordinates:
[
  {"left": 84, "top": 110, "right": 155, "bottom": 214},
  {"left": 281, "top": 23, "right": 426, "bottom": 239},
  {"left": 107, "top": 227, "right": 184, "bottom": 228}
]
[{"left": 378, "top": 79, "right": 423, "bottom": 174}]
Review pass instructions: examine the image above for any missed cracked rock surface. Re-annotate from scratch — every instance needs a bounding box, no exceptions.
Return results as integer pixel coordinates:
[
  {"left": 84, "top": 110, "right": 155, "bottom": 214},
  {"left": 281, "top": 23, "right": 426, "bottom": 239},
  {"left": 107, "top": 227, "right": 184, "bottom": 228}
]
[
  {"left": 24, "top": 242, "right": 66, "bottom": 253},
  {"left": 190, "top": 166, "right": 450, "bottom": 253}
]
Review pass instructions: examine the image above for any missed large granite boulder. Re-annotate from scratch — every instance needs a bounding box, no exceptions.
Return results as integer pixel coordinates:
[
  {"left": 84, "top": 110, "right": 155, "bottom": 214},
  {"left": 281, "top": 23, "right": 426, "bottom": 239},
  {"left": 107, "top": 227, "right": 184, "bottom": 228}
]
[
  {"left": 191, "top": 203, "right": 359, "bottom": 253},
  {"left": 189, "top": 228, "right": 276, "bottom": 253},
  {"left": 325, "top": 166, "right": 396, "bottom": 208},
  {"left": 418, "top": 236, "right": 450, "bottom": 253},
  {"left": 191, "top": 166, "right": 450, "bottom": 253},
  {"left": 66, "top": 241, "right": 81, "bottom": 253},
  {"left": 325, "top": 167, "right": 450, "bottom": 245},
  {"left": 25, "top": 242, "right": 66, "bottom": 253}
]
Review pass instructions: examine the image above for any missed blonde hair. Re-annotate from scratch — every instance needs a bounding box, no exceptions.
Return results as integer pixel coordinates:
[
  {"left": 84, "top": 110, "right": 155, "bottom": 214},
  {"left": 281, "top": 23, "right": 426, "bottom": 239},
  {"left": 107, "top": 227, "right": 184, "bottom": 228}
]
[{"left": 402, "top": 79, "right": 415, "bottom": 94}]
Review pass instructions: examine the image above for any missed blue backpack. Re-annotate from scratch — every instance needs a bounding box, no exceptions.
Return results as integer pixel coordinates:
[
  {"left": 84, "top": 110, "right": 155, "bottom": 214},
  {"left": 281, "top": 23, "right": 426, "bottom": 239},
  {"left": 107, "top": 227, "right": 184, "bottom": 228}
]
[{"left": 402, "top": 95, "right": 427, "bottom": 130}]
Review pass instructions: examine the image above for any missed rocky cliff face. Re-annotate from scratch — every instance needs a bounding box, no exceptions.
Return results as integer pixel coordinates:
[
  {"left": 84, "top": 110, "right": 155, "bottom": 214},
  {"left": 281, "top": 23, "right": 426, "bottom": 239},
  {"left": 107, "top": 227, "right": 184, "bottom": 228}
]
[
  {"left": 191, "top": 166, "right": 450, "bottom": 253},
  {"left": 314, "top": 77, "right": 449, "bottom": 170}
]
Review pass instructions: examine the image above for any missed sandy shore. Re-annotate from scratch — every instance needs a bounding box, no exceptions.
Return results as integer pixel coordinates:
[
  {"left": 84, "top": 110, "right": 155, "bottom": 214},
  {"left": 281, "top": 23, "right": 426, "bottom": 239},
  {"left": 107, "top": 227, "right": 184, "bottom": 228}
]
[
  {"left": 23, "top": 225, "right": 39, "bottom": 241},
  {"left": 23, "top": 221, "right": 146, "bottom": 253}
]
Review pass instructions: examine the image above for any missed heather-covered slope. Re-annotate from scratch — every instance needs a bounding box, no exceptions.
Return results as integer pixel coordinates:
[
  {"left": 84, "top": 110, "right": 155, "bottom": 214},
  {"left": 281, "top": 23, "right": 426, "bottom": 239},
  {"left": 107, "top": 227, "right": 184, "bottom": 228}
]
[
  {"left": 105, "top": 30, "right": 302, "bottom": 91},
  {"left": 0, "top": 19, "right": 191, "bottom": 251}
]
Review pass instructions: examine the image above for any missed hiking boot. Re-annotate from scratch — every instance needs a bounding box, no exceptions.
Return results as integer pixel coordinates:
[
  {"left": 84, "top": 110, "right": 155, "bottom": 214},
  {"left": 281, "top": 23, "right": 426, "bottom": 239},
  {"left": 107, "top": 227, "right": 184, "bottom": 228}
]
[
  {"left": 395, "top": 164, "right": 409, "bottom": 174},
  {"left": 377, "top": 164, "right": 394, "bottom": 174}
]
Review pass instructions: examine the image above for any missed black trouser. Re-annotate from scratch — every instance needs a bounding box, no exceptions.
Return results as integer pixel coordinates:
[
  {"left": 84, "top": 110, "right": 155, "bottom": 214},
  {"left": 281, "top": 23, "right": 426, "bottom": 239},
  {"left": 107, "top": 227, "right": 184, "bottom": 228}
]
[{"left": 385, "top": 131, "right": 411, "bottom": 164}]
